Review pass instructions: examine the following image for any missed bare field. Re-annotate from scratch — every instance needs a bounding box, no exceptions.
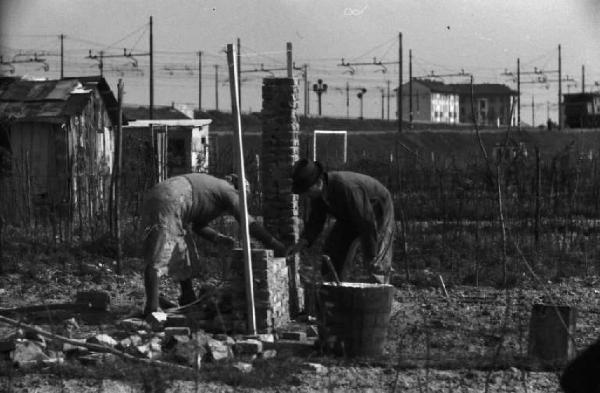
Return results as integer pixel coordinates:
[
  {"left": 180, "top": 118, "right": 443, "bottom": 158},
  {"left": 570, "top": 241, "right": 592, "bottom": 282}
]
[{"left": 1, "top": 234, "right": 596, "bottom": 392}]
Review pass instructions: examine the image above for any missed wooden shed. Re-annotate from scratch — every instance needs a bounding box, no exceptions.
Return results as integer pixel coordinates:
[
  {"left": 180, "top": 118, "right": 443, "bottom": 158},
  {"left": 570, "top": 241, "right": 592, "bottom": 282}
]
[
  {"left": 0, "top": 76, "right": 118, "bottom": 230},
  {"left": 120, "top": 118, "right": 212, "bottom": 213}
]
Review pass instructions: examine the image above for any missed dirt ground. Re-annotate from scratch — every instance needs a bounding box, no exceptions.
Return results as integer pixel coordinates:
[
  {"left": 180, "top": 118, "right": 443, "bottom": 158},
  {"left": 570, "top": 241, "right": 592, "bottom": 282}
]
[{"left": 1, "top": 245, "right": 595, "bottom": 392}]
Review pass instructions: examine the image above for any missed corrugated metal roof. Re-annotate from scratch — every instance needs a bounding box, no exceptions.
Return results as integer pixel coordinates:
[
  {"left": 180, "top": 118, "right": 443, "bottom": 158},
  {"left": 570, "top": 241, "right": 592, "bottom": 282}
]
[
  {"left": 410, "top": 79, "right": 517, "bottom": 96},
  {"left": 0, "top": 76, "right": 118, "bottom": 124},
  {"left": 123, "top": 104, "right": 191, "bottom": 121}
]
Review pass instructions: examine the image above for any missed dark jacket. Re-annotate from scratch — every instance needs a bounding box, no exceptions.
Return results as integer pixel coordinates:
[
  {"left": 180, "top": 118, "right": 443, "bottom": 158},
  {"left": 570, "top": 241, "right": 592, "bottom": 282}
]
[{"left": 301, "top": 171, "right": 394, "bottom": 262}]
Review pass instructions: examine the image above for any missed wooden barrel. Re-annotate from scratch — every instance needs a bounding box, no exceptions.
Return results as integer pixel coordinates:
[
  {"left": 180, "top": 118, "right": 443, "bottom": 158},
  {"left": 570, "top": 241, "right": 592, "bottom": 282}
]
[{"left": 317, "top": 282, "right": 394, "bottom": 357}]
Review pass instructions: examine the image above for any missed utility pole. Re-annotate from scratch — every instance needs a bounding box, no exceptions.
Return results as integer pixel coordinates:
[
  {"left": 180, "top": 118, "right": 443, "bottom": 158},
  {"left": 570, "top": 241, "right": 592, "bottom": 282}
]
[
  {"left": 115, "top": 78, "right": 124, "bottom": 274},
  {"left": 237, "top": 38, "right": 241, "bottom": 111},
  {"left": 532, "top": 94, "right": 535, "bottom": 127},
  {"left": 149, "top": 16, "right": 154, "bottom": 120},
  {"left": 346, "top": 82, "right": 350, "bottom": 118},
  {"left": 409, "top": 49, "right": 413, "bottom": 124},
  {"left": 215, "top": 64, "right": 219, "bottom": 111},
  {"left": 380, "top": 88, "right": 385, "bottom": 120},
  {"left": 386, "top": 80, "right": 391, "bottom": 121},
  {"left": 398, "top": 32, "right": 403, "bottom": 132},
  {"left": 60, "top": 34, "right": 64, "bottom": 79},
  {"left": 558, "top": 44, "right": 562, "bottom": 130},
  {"left": 313, "top": 79, "right": 327, "bottom": 116},
  {"left": 517, "top": 58, "right": 521, "bottom": 129},
  {"left": 582, "top": 64, "right": 585, "bottom": 93},
  {"left": 198, "top": 51, "right": 202, "bottom": 114}
]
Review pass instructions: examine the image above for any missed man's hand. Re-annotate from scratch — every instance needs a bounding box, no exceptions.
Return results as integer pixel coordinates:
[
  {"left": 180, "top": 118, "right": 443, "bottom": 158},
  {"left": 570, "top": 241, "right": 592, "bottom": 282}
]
[
  {"left": 214, "top": 234, "right": 236, "bottom": 248},
  {"left": 286, "top": 238, "right": 309, "bottom": 258},
  {"left": 272, "top": 239, "right": 287, "bottom": 257}
]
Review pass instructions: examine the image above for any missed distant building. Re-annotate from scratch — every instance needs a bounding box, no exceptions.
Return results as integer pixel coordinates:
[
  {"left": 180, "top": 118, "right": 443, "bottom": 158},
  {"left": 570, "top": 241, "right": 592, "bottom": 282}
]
[
  {"left": 402, "top": 79, "right": 459, "bottom": 124},
  {"left": 0, "top": 76, "right": 118, "bottom": 225},
  {"left": 450, "top": 83, "right": 518, "bottom": 127},
  {"left": 563, "top": 92, "right": 600, "bottom": 128},
  {"left": 401, "top": 80, "right": 517, "bottom": 126}
]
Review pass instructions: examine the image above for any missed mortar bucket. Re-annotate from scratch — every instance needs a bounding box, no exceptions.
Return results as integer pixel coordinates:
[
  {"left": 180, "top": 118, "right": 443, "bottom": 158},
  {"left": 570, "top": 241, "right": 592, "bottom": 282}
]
[{"left": 317, "top": 282, "right": 394, "bottom": 357}]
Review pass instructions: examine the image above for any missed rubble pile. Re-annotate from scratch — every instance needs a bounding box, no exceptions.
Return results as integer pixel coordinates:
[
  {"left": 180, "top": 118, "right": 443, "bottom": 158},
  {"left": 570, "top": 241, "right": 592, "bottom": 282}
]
[{"left": 0, "top": 289, "right": 317, "bottom": 370}]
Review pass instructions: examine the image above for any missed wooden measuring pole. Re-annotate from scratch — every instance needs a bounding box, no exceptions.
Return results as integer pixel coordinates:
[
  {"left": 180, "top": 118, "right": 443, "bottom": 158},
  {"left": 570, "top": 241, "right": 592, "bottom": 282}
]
[
  {"left": 226, "top": 43, "right": 256, "bottom": 335},
  {"left": 115, "top": 79, "right": 124, "bottom": 275}
]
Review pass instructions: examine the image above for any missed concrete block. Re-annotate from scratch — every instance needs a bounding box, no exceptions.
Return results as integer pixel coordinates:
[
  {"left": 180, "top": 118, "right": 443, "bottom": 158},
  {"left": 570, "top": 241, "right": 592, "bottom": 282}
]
[{"left": 528, "top": 304, "right": 576, "bottom": 365}]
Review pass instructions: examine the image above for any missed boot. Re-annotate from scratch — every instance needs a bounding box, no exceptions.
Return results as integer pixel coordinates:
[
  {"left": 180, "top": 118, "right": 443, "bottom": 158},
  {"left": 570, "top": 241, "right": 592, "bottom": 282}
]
[
  {"left": 178, "top": 279, "right": 197, "bottom": 306},
  {"left": 144, "top": 265, "right": 160, "bottom": 315}
]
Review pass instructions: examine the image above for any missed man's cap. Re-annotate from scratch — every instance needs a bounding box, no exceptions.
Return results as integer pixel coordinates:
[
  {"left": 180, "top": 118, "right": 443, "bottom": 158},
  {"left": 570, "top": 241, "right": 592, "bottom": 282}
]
[{"left": 291, "top": 159, "right": 324, "bottom": 194}]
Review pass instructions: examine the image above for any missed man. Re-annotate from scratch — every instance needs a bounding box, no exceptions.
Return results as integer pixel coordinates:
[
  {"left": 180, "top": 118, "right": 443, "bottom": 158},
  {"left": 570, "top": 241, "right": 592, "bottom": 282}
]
[
  {"left": 142, "top": 173, "right": 286, "bottom": 315},
  {"left": 287, "top": 158, "right": 395, "bottom": 284}
]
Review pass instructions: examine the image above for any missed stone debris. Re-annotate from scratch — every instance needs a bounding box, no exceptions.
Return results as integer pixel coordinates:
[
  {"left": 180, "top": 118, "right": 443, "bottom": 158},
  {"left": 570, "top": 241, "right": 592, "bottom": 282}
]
[
  {"left": 87, "top": 334, "right": 118, "bottom": 348},
  {"left": 2, "top": 309, "right": 317, "bottom": 372},
  {"left": 303, "top": 362, "right": 328, "bottom": 375},
  {"left": 12, "top": 339, "right": 49, "bottom": 365},
  {"left": 232, "top": 361, "right": 253, "bottom": 373},
  {"left": 146, "top": 311, "right": 168, "bottom": 330},
  {"left": 118, "top": 335, "right": 143, "bottom": 350},
  {"left": 207, "top": 338, "right": 233, "bottom": 361},
  {"left": 261, "top": 349, "right": 277, "bottom": 359}
]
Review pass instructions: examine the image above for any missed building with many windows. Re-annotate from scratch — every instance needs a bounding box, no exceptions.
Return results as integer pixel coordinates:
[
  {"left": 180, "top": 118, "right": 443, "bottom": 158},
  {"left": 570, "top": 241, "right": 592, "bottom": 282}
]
[{"left": 401, "top": 79, "right": 517, "bottom": 126}]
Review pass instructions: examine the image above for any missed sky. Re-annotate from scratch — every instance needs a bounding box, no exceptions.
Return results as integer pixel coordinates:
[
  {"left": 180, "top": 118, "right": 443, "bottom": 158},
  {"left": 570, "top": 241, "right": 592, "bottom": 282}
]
[{"left": 1, "top": 0, "right": 599, "bottom": 124}]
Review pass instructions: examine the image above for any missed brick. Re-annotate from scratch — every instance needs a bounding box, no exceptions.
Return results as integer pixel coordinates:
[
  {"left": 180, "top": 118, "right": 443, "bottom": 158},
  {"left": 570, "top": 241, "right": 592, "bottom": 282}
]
[
  {"left": 164, "top": 327, "right": 191, "bottom": 340},
  {"left": 280, "top": 331, "right": 307, "bottom": 341},
  {"left": 166, "top": 314, "right": 188, "bottom": 327},
  {"left": 233, "top": 339, "right": 263, "bottom": 355}
]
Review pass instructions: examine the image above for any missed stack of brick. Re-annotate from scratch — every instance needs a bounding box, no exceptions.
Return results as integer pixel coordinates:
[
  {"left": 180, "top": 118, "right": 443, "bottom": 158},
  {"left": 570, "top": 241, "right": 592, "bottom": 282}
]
[
  {"left": 260, "top": 77, "right": 303, "bottom": 315},
  {"left": 226, "top": 249, "right": 290, "bottom": 333}
]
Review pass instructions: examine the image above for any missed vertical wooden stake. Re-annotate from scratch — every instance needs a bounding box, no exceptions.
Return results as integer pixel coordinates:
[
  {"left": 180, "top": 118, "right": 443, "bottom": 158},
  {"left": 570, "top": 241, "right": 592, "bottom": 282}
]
[
  {"left": 226, "top": 43, "right": 256, "bottom": 335},
  {"left": 115, "top": 79, "right": 124, "bottom": 275}
]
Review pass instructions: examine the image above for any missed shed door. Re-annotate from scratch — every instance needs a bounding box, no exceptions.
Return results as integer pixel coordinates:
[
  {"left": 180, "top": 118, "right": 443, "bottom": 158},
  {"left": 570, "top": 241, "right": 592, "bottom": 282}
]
[{"left": 151, "top": 125, "right": 168, "bottom": 183}]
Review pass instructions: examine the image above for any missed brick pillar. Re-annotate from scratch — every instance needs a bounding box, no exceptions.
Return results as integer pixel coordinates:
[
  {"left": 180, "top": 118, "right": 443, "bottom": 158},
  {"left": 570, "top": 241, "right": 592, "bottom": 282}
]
[
  {"left": 228, "top": 249, "right": 290, "bottom": 333},
  {"left": 261, "top": 78, "right": 303, "bottom": 316}
]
